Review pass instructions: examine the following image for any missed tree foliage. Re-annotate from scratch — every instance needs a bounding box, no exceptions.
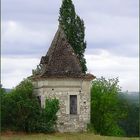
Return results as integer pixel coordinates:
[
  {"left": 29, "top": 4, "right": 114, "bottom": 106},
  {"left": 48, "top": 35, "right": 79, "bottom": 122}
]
[
  {"left": 35, "top": 98, "right": 59, "bottom": 133},
  {"left": 1, "top": 79, "right": 59, "bottom": 133},
  {"left": 118, "top": 93, "right": 139, "bottom": 137},
  {"left": 91, "top": 77, "right": 127, "bottom": 136},
  {"left": 59, "top": 0, "right": 87, "bottom": 73},
  {"left": 1, "top": 79, "right": 40, "bottom": 131}
]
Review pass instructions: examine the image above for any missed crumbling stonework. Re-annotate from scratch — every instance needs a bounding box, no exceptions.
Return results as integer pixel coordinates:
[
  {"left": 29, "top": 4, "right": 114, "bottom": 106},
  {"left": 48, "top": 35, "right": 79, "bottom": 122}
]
[{"left": 33, "top": 78, "right": 91, "bottom": 132}]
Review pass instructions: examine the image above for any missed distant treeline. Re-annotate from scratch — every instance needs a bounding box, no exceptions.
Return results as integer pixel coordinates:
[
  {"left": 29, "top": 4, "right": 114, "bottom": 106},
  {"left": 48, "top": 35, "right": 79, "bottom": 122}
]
[{"left": 118, "top": 92, "right": 139, "bottom": 137}]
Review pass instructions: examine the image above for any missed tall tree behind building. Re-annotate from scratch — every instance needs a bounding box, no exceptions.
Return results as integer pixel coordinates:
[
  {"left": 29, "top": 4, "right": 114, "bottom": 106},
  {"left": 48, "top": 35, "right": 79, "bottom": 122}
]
[{"left": 59, "top": 0, "right": 87, "bottom": 73}]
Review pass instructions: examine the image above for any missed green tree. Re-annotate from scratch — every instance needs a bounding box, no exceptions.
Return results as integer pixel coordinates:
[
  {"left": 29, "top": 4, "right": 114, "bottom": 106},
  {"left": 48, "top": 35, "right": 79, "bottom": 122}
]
[
  {"left": 118, "top": 93, "right": 139, "bottom": 137},
  {"left": 59, "top": 0, "right": 87, "bottom": 73},
  {"left": 0, "top": 86, "right": 6, "bottom": 130},
  {"left": 1, "top": 79, "right": 59, "bottom": 133},
  {"left": 1, "top": 79, "right": 40, "bottom": 131},
  {"left": 91, "top": 77, "right": 127, "bottom": 136}
]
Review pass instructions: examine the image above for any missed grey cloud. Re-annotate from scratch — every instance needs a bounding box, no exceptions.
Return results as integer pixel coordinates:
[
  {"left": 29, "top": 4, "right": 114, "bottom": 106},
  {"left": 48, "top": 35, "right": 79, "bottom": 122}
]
[
  {"left": 86, "top": 42, "right": 139, "bottom": 58},
  {"left": 73, "top": 0, "right": 139, "bottom": 18},
  {"left": 85, "top": 54, "right": 139, "bottom": 91},
  {"left": 2, "top": 0, "right": 61, "bottom": 22},
  {"left": 2, "top": 42, "right": 48, "bottom": 57},
  {"left": 1, "top": 21, "right": 58, "bottom": 57},
  {"left": 84, "top": 13, "right": 139, "bottom": 57},
  {"left": 2, "top": 0, "right": 138, "bottom": 22},
  {"left": 1, "top": 57, "right": 40, "bottom": 88}
]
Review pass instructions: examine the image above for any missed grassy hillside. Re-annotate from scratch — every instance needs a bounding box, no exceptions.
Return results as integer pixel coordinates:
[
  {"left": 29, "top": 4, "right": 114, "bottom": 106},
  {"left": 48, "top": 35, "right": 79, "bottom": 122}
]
[{"left": 1, "top": 133, "right": 139, "bottom": 140}]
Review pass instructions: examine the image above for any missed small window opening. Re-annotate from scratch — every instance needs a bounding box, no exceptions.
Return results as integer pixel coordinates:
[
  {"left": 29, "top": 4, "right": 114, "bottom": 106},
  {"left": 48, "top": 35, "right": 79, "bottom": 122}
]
[
  {"left": 37, "top": 96, "right": 41, "bottom": 107},
  {"left": 70, "top": 95, "right": 77, "bottom": 114}
]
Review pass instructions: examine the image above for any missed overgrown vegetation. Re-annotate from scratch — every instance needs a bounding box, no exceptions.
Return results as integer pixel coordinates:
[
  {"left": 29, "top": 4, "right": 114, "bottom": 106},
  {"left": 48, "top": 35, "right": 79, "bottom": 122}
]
[
  {"left": 0, "top": 78, "right": 139, "bottom": 136},
  {"left": 59, "top": 0, "right": 87, "bottom": 73},
  {"left": 0, "top": 79, "right": 59, "bottom": 133},
  {"left": 90, "top": 77, "right": 139, "bottom": 137},
  {"left": 90, "top": 77, "right": 126, "bottom": 136},
  {"left": 118, "top": 93, "right": 139, "bottom": 137}
]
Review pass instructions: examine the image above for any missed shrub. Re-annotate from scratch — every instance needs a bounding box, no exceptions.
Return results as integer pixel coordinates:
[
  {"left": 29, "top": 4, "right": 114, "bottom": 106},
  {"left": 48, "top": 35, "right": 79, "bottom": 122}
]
[
  {"left": 90, "top": 77, "right": 126, "bottom": 136},
  {"left": 33, "top": 98, "right": 59, "bottom": 133},
  {"left": 1, "top": 79, "right": 40, "bottom": 131},
  {"left": 1, "top": 79, "right": 59, "bottom": 133}
]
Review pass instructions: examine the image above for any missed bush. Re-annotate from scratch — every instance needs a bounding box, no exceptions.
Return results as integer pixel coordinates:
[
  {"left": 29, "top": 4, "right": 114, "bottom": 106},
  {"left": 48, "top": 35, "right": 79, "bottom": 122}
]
[
  {"left": 33, "top": 98, "right": 59, "bottom": 133},
  {"left": 1, "top": 79, "right": 59, "bottom": 133},
  {"left": 1, "top": 79, "right": 40, "bottom": 131},
  {"left": 90, "top": 77, "right": 127, "bottom": 136}
]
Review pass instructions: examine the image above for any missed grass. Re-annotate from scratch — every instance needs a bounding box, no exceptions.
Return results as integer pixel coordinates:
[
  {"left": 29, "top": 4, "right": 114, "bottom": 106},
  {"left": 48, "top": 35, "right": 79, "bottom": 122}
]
[{"left": 1, "top": 132, "right": 139, "bottom": 140}]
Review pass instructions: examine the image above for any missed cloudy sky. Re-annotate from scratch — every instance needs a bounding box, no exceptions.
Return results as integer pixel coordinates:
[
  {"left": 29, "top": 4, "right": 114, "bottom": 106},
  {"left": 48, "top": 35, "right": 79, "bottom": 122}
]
[{"left": 1, "top": 0, "right": 139, "bottom": 91}]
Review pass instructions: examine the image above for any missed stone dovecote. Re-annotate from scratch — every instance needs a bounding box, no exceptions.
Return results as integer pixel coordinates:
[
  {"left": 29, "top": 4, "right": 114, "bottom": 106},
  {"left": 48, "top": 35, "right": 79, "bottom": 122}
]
[{"left": 32, "top": 25, "right": 95, "bottom": 132}]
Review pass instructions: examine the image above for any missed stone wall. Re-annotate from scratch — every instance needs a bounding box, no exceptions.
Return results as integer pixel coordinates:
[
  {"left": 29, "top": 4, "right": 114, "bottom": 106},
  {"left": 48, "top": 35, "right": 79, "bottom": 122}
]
[{"left": 33, "top": 78, "right": 91, "bottom": 132}]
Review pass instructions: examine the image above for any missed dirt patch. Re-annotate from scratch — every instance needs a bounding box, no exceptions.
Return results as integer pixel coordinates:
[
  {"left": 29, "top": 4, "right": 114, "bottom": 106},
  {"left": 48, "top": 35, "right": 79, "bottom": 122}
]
[{"left": 1, "top": 131, "right": 27, "bottom": 137}]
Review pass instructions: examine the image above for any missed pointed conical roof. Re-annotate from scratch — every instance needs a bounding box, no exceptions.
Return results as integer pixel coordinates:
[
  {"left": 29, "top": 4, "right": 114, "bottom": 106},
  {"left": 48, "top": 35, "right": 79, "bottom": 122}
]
[
  {"left": 40, "top": 26, "right": 82, "bottom": 77},
  {"left": 34, "top": 25, "right": 95, "bottom": 80}
]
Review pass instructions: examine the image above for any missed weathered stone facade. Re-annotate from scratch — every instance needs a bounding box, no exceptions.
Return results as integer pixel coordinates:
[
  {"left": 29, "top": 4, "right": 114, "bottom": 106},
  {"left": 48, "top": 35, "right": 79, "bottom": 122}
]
[{"left": 33, "top": 78, "right": 91, "bottom": 132}]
